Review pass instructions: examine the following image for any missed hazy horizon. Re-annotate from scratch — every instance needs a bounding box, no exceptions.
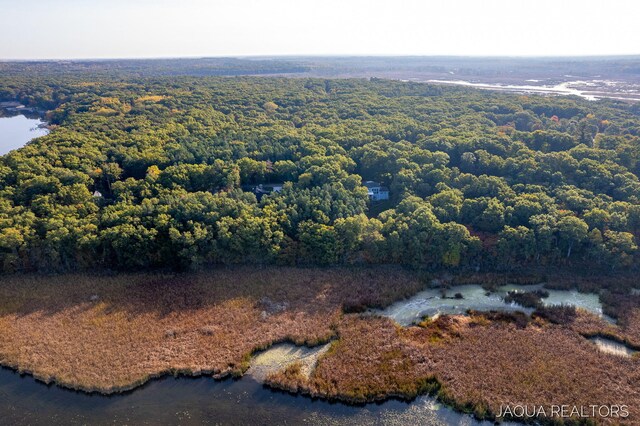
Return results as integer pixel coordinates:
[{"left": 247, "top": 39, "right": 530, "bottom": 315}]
[
  {"left": 4, "top": 54, "right": 640, "bottom": 62},
  {"left": 1, "top": 0, "right": 639, "bottom": 60}
]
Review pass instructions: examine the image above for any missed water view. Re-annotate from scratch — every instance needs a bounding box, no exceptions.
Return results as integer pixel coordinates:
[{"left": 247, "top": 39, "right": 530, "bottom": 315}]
[
  {"left": 0, "top": 114, "right": 48, "bottom": 155},
  {"left": 0, "top": 366, "right": 508, "bottom": 426},
  {"left": 423, "top": 79, "right": 640, "bottom": 102}
]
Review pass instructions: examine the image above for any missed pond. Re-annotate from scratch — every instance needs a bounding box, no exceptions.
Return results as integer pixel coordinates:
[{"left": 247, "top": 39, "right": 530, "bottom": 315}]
[
  {"left": 0, "top": 114, "right": 49, "bottom": 155},
  {"left": 0, "top": 366, "right": 510, "bottom": 426},
  {"left": 376, "top": 284, "right": 609, "bottom": 326}
]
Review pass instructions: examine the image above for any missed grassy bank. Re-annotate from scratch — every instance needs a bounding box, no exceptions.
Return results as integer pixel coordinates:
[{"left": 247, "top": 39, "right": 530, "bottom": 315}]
[
  {"left": 0, "top": 266, "right": 422, "bottom": 392},
  {"left": 266, "top": 311, "right": 640, "bottom": 424}
]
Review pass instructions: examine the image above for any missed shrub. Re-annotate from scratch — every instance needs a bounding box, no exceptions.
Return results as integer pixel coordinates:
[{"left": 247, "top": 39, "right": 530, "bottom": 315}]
[
  {"left": 504, "top": 290, "right": 543, "bottom": 309},
  {"left": 533, "top": 304, "right": 577, "bottom": 325}
]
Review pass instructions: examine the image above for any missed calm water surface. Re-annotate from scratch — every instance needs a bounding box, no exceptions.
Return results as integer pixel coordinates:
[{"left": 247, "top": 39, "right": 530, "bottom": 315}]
[
  {"left": 0, "top": 367, "right": 506, "bottom": 426},
  {"left": 0, "top": 114, "right": 48, "bottom": 155}
]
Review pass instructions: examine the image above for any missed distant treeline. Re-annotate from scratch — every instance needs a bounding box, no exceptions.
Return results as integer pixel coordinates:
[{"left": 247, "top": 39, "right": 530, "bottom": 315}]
[
  {"left": 2, "top": 56, "right": 639, "bottom": 79},
  {"left": 0, "top": 58, "right": 311, "bottom": 78},
  {"left": 0, "top": 71, "right": 639, "bottom": 272}
]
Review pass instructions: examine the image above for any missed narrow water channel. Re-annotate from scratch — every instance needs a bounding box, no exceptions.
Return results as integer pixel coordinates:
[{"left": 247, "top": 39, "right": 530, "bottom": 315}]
[
  {"left": 589, "top": 337, "right": 638, "bottom": 358},
  {"left": 0, "top": 366, "right": 509, "bottom": 426}
]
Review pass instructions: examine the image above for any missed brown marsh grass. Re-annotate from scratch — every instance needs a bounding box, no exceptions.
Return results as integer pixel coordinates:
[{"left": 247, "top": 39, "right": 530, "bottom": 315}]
[
  {"left": 269, "top": 310, "right": 640, "bottom": 424},
  {"left": 0, "top": 266, "right": 422, "bottom": 392}
]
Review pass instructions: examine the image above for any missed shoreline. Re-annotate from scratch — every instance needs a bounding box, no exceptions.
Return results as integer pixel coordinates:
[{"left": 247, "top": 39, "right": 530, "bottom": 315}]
[
  {"left": 0, "top": 338, "right": 488, "bottom": 424},
  {"left": 0, "top": 360, "right": 497, "bottom": 426}
]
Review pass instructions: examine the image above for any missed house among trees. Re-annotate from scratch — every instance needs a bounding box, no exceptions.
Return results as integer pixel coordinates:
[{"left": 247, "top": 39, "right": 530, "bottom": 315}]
[
  {"left": 364, "top": 181, "right": 389, "bottom": 201},
  {"left": 253, "top": 183, "right": 284, "bottom": 201},
  {"left": 1, "top": 101, "right": 29, "bottom": 113}
]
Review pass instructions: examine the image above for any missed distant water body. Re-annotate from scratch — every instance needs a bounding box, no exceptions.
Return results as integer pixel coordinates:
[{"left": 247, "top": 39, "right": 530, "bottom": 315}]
[
  {"left": 424, "top": 79, "right": 640, "bottom": 102},
  {"left": 0, "top": 114, "right": 49, "bottom": 155}
]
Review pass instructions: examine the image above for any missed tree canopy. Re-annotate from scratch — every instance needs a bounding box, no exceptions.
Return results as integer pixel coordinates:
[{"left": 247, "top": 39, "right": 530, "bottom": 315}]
[{"left": 1, "top": 71, "right": 639, "bottom": 272}]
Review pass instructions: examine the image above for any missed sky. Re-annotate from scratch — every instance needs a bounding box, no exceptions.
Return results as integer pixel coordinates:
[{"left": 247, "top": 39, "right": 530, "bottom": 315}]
[{"left": 1, "top": 0, "right": 639, "bottom": 59}]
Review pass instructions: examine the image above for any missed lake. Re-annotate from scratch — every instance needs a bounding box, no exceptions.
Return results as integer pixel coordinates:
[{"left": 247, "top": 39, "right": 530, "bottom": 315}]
[{"left": 0, "top": 114, "right": 49, "bottom": 155}]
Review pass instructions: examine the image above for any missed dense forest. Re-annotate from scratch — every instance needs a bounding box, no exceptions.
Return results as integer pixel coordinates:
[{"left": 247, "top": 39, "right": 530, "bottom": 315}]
[{"left": 1, "top": 71, "right": 640, "bottom": 273}]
